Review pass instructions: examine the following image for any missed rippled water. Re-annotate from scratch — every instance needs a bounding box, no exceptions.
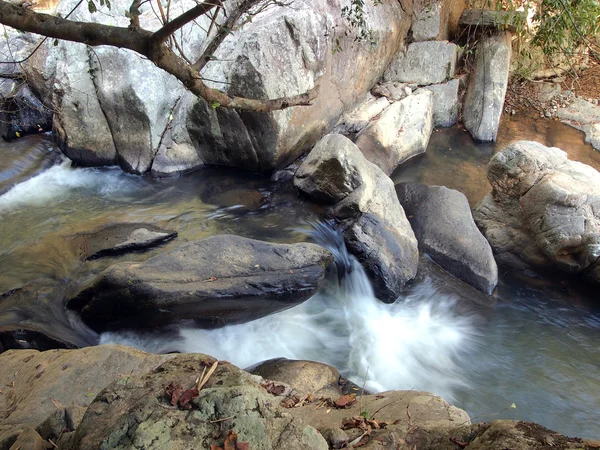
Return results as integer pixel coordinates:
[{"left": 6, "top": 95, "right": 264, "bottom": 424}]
[{"left": 1, "top": 122, "right": 600, "bottom": 439}]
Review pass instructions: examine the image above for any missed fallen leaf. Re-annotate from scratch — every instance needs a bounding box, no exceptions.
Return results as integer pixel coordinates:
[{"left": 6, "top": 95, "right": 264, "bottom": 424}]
[
  {"left": 449, "top": 436, "right": 469, "bottom": 448},
  {"left": 262, "top": 382, "right": 286, "bottom": 396},
  {"left": 235, "top": 443, "right": 249, "bottom": 450},
  {"left": 334, "top": 393, "right": 357, "bottom": 408},
  {"left": 51, "top": 398, "right": 63, "bottom": 409},
  {"left": 178, "top": 387, "right": 199, "bottom": 409},
  {"left": 165, "top": 382, "right": 184, "bottom": 406},
  {"left": 210, "top": 446, "right": 223, "bottom": 450}
]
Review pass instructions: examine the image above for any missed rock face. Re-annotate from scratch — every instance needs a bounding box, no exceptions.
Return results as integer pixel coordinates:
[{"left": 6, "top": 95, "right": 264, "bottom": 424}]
[
  {"left": 0, "top": 345, "right": 174, "bottom": 448},
  {"left": 17, "top": 0, "right": 412, "bottom": 175},
  {"left": 556, "top": 98, "right": 600, "bottom": 151},
  {"left": 76, "top": 223, "right": 177, "bottom": 260},
  {"left": 355, "top": 90, "right": 434, "bottom": 175},
  {"left": 333, "top": 96, "right": 390, "bottom": 135},
  {"left": 294, "top": 134, "right": 419, "bottom": 302},
  {"left": 474, "top": 141, "right": 600, "bottom": 283},
  {"left": 421, "top": 78, "right": 460, "bottom": 127},
  {"left": 463, "top": 31, "right": 512, "bottom": 142},
  {"left": 383, "top": 41, "right": 458, "bottom": 85},
  {"left": 0, "top": 84, "right": 52, "bottom": 140},
  {"left": 68, "top": 235, "right": 333, "bottom": 331},
  {"left": 396, "top": 183, "right": 498, "bottom": 294}
]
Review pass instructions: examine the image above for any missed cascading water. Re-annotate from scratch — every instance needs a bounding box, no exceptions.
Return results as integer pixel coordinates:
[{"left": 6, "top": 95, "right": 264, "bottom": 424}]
[{"left": 102, "top": 222, "right": 477, "bottom": 401}]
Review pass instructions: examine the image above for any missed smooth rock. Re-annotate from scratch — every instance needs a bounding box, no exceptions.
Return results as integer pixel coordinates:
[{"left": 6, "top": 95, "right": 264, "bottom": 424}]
[
  {"left": 68, "top": 235, "right": 333, "bottom": 331},
  {"left": 421, "top": 78, "right": 460, "bottom": 127},
  {"left": 69, "top": 353, "right": 328, "bottom": 450},
  {"left": 76, "top": 223, "right": 177, "bottom": 260},
  {"left": 556, "top": 98, "right": 600, "bottom": 151},
  {"left": 8, "top": 427, "right": 49, "bottom": 450},
  {"left": 396, "top": 182, "right": 498, "bottom": 294},
  {"left": 356, "top": 90, "right": 433, "bottom": 175},
  {"left": 294, "top": 134, "right": 369, "bottom": 204},
  {"left": 333, "top": 96, "right": 390, "bottom": 135},
  {"left": 383, "top": 41, "right": 458, "bottom": 85},
  {"left": 474, "top": 141, "right": 600, "bottom": 282},
  {"left": 0, "top": 345, "right": 174, "bottom": 448},
  {"left": 463, "top": 31, "right": 512, "bottom": 141}
]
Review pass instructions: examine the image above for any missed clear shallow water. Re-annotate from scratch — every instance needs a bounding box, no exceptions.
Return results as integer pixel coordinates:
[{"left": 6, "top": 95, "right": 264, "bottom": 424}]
[{"left": 1, "top": 129, "right": 600, "bottom": 439}]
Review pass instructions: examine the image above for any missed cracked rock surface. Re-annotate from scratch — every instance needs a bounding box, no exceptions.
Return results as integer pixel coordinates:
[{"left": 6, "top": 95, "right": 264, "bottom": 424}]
[{"left": 474, "top": 140, "right": 600, "bottom": 283}]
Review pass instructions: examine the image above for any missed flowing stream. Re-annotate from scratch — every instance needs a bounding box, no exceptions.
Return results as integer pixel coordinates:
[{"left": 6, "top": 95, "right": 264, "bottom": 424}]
[{"left": 1, "top": 115, "right": 600, "bottom": 439}]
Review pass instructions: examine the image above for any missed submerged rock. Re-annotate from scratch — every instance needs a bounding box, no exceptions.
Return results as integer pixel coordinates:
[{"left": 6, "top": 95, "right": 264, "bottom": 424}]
[
  {"left": 76, "top": 223, "right": 177, "bottom": 260},
  {"left": 463, "top": 31, "right": 512, "bottom": 141},
  {"left": 474, "top": 141, "right": 600, "bottom": 283},
  {"left": 355, "top": 90, "right": 434, "bottom": 175},
  {"left": 556, "top": 98, "right": 600, "bottom": 151},
  {"left": 295, "top": 134, "right": 418, "bottom": 302},
  {"left": 68, "top": 235, "right": 333, "bottom": 331},
  {"left": 396, "top": 182, "right": 498, "bottom": 294}
]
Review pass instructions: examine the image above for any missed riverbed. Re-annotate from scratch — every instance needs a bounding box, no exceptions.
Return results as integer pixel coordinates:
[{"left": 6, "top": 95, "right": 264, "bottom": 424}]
[{"left": 1, "top": 115, "right": 599, "bottom": 439}]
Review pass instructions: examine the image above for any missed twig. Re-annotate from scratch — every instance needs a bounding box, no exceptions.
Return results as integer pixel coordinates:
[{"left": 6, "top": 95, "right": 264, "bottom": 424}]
[{"left": 196, "top": 361, "right": 218, "bottom": 391}]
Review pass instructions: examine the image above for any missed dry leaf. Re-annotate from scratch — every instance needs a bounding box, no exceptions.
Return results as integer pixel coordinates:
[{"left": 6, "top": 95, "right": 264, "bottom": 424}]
[
  {"left": 334, "top": 393, "right": 357, "bottom": 408},
  {"left": 262, "top": 382, "right": 286, "bottom": 396},
  {"left": 51, "top": 398, "right": 63, "bottom": 409},
  {"left": 165, "top": 382, "right": 184, "bottom": 406},
  {"left": 179, "top": 387, "right": 199, "bottom": 409}
]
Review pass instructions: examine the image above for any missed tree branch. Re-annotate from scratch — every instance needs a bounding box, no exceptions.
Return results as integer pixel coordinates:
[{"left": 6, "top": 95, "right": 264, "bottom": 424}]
[{"left": 151, "top": 0, "right": 221, "bottom": 44}]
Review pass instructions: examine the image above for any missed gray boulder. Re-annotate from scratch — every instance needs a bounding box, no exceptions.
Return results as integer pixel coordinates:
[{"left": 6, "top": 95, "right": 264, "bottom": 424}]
[
  {"left": 355, "top": 90, "right": 433, "bottom": 175},
  {"left": 383, "top": 41, "right": 458, "bottom": 85},
  {"left": 556, "top": 98, "right": 600, "bottom": 151},
  {"left": 68, "top": 235, "right": 333, "bottom": 331},
  {"left": 474, "top": 140, "right": 600, "bottom": 282},
  {"left": 75, "top": 223, "right": 177, "bottom": 260},
  {"left": 332, "top": 96, "right": 390, "bottom": 135},
  {"left": 396, "top": 182, "right": 498, "bottom": 294},
  {"left": 463, "top": 31, "right": 512, "bottom": 141},
  {"left": 295, "top": 134, "right": 419, "bottom": 302},
  {"left": 421, "top": 78, "right": 460, "bottom": 127}
]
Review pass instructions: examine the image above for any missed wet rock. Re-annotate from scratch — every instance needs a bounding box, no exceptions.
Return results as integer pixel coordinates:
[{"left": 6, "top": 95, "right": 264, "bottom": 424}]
[
  {"left": 0, "top": 84, "right": 52, "bottom": 140},
  {"left": 77, "top": 223, "right": 177, "bottom": 260},
  {"left": 556, "top": 98, "right": 600, "bottom": 151},
  {"left": 383, "top": 41, "right": 458, "bottom": 86},
  {"left": 420, "top": 78, "right": 460, "bottom": 128},
  {"left": 396, "top": 182, "right": 498, "bottom": 294},
  {"left": 294, "top": 134, "right": 369, "bottom": 204},
  {"left": 69, "top": 353, "right": 328, "bottom": 450},
  {"left": 295, "top": 134, "right": 418, "bottom": 301},
  {"left": 247, "top": 358, "right": 343, "bottom": 398},
  {"left": 355, "top": 90, "right": 433, "bottom": 175},
  {"left": 333, "top": 96, "right": 390, "bottom": 135},
  {"left": 474, "top": 141, "right": 600, "bottom": 282},
  {"left": 68, "top": 235, "right": 333, "bottom": 331},
  {"left": 0, "top": 345, "right": 174, "bottom": 447},
  {"left": 463, "top": 31, "right": 511, "bottom": 141}
]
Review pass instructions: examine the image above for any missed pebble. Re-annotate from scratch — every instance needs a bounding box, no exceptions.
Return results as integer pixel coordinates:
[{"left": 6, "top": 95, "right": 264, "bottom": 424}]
[{"left": 545, "top": 111, "right": 552, "bottom": 118}]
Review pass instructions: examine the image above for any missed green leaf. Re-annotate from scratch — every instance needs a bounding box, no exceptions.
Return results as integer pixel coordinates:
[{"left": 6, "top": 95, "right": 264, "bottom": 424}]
[
  {"left": 88, "top": 0, "right": 97, "bottom": 13},
  {"left": 511, "top": 403, "right": 517, "bottom": 409},
  {"left": 53, "top": 39, "right": 59, "bottom": 46},
  {"left": 211, "top": 101, "right": 220, "bottom": 109}
]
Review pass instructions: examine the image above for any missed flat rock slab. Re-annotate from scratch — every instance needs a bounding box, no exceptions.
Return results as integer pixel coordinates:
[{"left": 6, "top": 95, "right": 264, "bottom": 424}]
[
  {"left": 77, "top": 223, "right": 177, "bottom": 260},
  {"left": 396, "top": 183, "right": 498, "bottom": 294},
  {"left": 463, "top": 31, "right": 511, "bottom": 142},
  {"left": 383, "top": 41, "right": 457, "bottom": 85},
  {"left": 557, "top": 98, "right": 600, "bottom": 151},
  {"left": 420, "top": 79, "right": 460, "bottom": 128},
  {"left": 68, "top": 235, "right": 333, "bottom": 331},
  {"left": 459, "top": 9, "right": 526, "bottom": 33}
]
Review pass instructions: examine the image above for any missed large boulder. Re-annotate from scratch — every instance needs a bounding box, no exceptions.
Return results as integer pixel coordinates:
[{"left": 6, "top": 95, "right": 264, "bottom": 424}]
[
  {"left": 294, "top": 134, "right": 419, "bottom": 302},
  {"left": 474, "top": 141, "right": 600, "bottom": 283},
  {"left": 396, "top": 182, "right": 498, "bottom": 294},
  {"left": 556, "top": 98, "right": 600, "bottom": 151},
  {"left": 68, "top": 235, "right": 333, "bottom": 331},
  {"left": 420, "top": 78, "right": 460, "bottom": 128},
  {"left": 355, "top": 90, "right": 434, "bottom": 175},
  {"left": 463, "top": 31, "right": 512, "bottom": 142},
  {"left": 383, "top": 41, "right": 458, "bottom": 85},
  {"left": 0, "top": 345, "right": 175, "bottom": 448},
  {"left": 20, "top": 0, "right": 412, "bottom": 175}
]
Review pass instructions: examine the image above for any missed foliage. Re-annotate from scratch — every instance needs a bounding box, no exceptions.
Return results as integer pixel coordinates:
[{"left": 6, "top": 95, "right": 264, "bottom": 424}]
[{"left": 333, "top": 0, "right": 382, "bottom": 52}]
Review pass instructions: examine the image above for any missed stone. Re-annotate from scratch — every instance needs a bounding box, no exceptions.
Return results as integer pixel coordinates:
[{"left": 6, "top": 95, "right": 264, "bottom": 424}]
[
  {"left": 463, "top": 31, "right": 512, "bottom": 142},
  {"left": 68, "top": 235, "right": 333, "bottom": 331},
  {"left": 371, "top": 81, "right": 411, "bottom": 101},
  {"left": 294, "top": 134, "right": 369, "bottom": 204},
  {"left": 556, "top": 98, "right": 600, "bottom": 151},
  {"left": 459, "top": 9, "right": 526, "bottom": 34},
  {"left": 247, "top": 358, "right": 342, "bottom": 398},
  {"left": 421, "top": 78, "right": 460, "bottom": 127},
  {"left": 474, "top": 141, "right": 600, "bottom": 282},
  {"left": 383, "top": 41, "right": 458, "bottom": 86},
  {"left": 8, "top": 427, "right": 49, "bottom": 450},
  {"left": 75, "top": 223, "right": 177, "bottom": 260},
  {"left": 0, "top": 345, "right": 174, "bottom": 448},
  {"left": 355, "top": 90, "right": 434, "bottom": 175},
  {"left": 396, "top": 182, "right": 498, "bottom": 294},
  {"left": 68, "top": 353, "right": 328, "bottom": 450},
  {"left": 333, "top": 96, "right": 390, "bottom": 135},
  {"left": 294, "top": 134, "right": 419, "bottom": 301},
  {"left": 0, "top": 84, "right": 52, "bottom": 140},
  {"left": 411, "top": 1, "right": 444, "bottom": 41}
]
